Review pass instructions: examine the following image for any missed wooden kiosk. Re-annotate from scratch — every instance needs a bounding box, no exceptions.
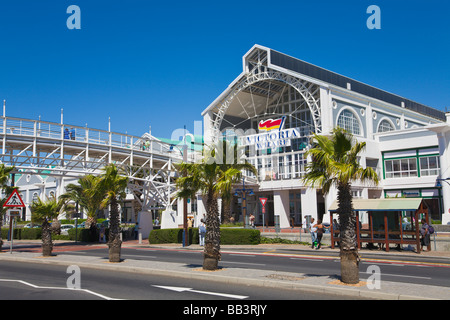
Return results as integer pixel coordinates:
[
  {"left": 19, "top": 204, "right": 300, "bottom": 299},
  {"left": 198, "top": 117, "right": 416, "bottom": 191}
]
[{"left": 329, "top": 198, "right": 430, "bottom": 253}]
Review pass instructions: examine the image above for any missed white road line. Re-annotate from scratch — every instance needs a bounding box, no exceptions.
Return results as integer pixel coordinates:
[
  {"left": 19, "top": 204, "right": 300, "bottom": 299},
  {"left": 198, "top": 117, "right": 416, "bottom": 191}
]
[
  {"left": 153, "top": 285, "right": 248, "bottom": 300},
  {"left": 290, "top": 258, "right": 324, "bottom": 262},
  {"left": 0, "top": 279, "right": 122, "bottom": 300},
  {"left": 122, "top": 254, "right": 157, "bottom": 259},
  {"left": 229, "top": 254, "right": 256, "bottom": 257},
  {"left": 222, "top": 261, "right": 266, "bottom": 266}
]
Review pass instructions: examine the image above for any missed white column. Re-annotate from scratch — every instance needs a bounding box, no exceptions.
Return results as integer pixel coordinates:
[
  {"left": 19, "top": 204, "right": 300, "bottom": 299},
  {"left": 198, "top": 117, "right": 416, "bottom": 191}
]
[
  {"left": 301, "top": 188, "right": 318, "bottom": 221},
  {"left": 438, "top": 131, "right": 450, "bottom": 224},
  {"left": 137, "top": 211, "right": 153, "bottom": 239},
  {"left": 273, "top": 190, "right": 290, "bottom": 228}
]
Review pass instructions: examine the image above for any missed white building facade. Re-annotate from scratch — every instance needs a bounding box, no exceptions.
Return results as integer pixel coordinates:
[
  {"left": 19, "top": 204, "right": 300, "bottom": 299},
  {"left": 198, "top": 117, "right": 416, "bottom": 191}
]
[{"left": 200, "top": 45, "right": 450, "bottom": 227}]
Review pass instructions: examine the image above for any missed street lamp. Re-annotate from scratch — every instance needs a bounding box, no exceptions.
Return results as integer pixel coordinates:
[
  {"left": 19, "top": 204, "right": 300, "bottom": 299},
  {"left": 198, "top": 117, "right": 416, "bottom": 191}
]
[
  {"left": 234, "top": 177, "right": 254, "bottom": 228},
  {"left": 436, "top": 178, "right": 450, "bottom": 187}
]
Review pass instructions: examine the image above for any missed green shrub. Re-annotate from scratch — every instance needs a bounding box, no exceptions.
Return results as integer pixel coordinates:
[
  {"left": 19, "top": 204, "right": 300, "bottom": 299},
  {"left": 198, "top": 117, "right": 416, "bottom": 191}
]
[
  {"left": 149, "top": 228, "right": 260, "bottom": 245},
  {"left": 1, "top": 227, "right": 42, "bottom": 240}
]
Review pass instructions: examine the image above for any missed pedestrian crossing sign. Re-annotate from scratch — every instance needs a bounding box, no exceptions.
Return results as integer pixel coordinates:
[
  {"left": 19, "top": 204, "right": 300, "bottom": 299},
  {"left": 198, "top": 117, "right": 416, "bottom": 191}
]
[{"left": 3, "top": 189, "right": 25, "bottom": 208}]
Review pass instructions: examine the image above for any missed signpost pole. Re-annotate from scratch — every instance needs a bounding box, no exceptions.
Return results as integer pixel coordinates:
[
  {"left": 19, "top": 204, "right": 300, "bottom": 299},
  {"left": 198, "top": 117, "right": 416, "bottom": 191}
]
[{"left": 9, "top": 215, "right": 13, "bottom": 254}]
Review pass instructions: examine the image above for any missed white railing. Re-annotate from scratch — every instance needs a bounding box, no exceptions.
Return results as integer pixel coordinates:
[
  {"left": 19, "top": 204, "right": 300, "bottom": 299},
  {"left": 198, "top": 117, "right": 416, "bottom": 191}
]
[{"left": 0, "top": 116, "right": 183, "bottom": 159}]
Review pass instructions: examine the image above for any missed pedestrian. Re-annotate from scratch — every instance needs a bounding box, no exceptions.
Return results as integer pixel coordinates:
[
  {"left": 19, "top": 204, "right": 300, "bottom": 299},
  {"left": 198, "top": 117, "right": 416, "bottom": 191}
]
[
  {"left": 99, "top": 224, "right": 106, "bottom": 243},
  {"left": 249, "top": 214, "right": 255, "bottom": 228},
  {"left": 154, "top": 217, "right": 159, "bottom": 226},
  {"left": 420, "top": 219, "right": 430, "bottom": 252},
  {"left": 315, "top": 219, "right": 328, "bottom": 249},
  {"left": 198, "top": 219, "right": 206, "bottom": 246},
  {"left": 333, "top": 218, "right": 340, "bottom": 247},
  {"left": 70, "top": 127, "right": 75, "bottom": 140},
  {"left": 64, "top": 128, "right": 70, "bottom": 139},
  {"left": 188, "top": 217, "right": 193, "bottom": 228},
  {"left": 134, "top": 222, "right": 139, "bottom": 240},
  {"left": 309, "top": 217, "right": 317, "bottom": 249}
]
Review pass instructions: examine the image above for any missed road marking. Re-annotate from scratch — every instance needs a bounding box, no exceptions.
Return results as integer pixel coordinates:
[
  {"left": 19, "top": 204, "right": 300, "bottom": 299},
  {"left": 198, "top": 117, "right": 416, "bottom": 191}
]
[
  {"left": 0, "top": 279, "right": 121, "bottom": 300},
  {"left": 122, "top": 254, "right": 157, "bottom": 259},
  {"left": 376, "top": 273, "right": 432, "bottom": 280},
  {"left": 152, "top": 285, "right": 248, "bottom": 299},
  {"left": 222, "top": 261, "right": 266, "bottom": 266},
  {"left": 229, "top": 254, "right": 255, "bottom": 257},
  {"left": 290, "top": 258, "right": 324, "bottom": 262}
]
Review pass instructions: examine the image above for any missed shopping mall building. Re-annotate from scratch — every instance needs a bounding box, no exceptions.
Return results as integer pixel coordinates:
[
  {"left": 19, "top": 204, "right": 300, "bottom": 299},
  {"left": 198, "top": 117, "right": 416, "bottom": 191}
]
[{"left": 196, "top": 45, "right": 450, "bottom": 228}]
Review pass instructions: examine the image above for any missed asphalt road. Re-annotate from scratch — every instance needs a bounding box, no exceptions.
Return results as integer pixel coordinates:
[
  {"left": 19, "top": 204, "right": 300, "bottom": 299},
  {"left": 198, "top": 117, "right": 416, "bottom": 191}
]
[
  {"left": 0, "top": 260, "right": 356, "bottom": 301},
  {"left": 60, "top": 246, "right": 450, "bottom": 288}
]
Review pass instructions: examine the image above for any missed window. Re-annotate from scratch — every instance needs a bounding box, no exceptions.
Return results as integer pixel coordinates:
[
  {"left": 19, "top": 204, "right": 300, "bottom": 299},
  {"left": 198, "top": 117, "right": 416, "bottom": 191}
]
[
  {"left": 337, "top": 109, "right": 361, "bottom": 135},
  {"left": 420, "top": 156, "right": 440, "bottom": 176},
  {"left": 377, "top": 119, "right": 395, "bottom": 133},
  {"left": 385, "top": 158, "right": 417, "bottom": 178}
]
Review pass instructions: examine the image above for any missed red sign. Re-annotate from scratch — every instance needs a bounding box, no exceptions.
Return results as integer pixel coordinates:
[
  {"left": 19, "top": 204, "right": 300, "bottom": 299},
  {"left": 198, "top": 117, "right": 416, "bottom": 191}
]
[
  {"left": 258, "top": 117, "right": 286, "bottom": 132},
  {"left": 3, "top": 189, "right": 25, "bottom": 208},
  {"left": 259, "top": 197, "right": 268, "bottom": 208}
]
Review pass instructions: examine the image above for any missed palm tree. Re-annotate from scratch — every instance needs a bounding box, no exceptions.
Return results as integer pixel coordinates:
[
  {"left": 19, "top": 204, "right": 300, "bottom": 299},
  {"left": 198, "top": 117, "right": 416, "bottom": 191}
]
[
  {"left": 217, "top": 140, "right": 257, "bottom": 224},
  {"left": 98, "top": 164, "right": 128, "bottom": 262},
  {"left": 176, "top": 142, "right": 255, "bottom": 270},
  {"left": 61, "top": 175, "right": 103, "bottom": 229},
  {"left": 31, "top": 194, "right": 67, "bottom": 256},
  {"left": 302, "top": 127, "right": 379, "bottom": 284},
  {"left": 0, "top": 164, "right": 15, "bottom": 251}
]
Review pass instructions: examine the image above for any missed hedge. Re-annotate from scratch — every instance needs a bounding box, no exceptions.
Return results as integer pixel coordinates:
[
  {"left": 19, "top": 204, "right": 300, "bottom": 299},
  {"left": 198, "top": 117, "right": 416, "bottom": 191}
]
[{"left": 149, "top": 228, "right": 260, "bottom": 245}]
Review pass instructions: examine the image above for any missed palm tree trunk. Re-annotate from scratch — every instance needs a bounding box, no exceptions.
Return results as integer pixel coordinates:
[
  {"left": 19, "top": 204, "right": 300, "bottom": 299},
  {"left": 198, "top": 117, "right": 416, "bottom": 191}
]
[
  {"left": 337, "top": 182, "right": 360, "bottom": 284},
  {"left": 222, "top": 196, "right": 232, "bottom": 224},
  {"left": 0, "top": 218, "right": 3, "bottom": 252},
  {"left": 41, "top": 219, "right": 53, "bottom": 257},
  {"left": 108, "top": 199, "right": 122, "bottom": 262},
  {"left": 203, "top": 189, "right": 221, "bottom": 270}
]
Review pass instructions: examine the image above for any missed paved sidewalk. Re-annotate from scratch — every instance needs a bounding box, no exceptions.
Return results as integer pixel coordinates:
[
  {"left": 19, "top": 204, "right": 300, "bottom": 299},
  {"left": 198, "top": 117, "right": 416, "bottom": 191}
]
[{"left": 1, "top": 240, "right": 450, "bottom": 300}]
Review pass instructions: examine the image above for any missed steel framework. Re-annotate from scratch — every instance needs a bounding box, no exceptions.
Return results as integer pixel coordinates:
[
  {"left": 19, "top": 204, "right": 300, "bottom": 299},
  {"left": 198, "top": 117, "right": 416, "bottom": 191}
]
[
  {"left": 0, "top": 116, "right": 185, "bottom": 212},
  {"left": 208, "top": 47, "right": 321, "bottom": 143}
]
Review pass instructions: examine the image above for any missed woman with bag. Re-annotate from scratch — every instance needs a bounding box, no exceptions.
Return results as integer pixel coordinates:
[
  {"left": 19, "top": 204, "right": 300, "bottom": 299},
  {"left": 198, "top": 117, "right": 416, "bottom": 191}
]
[{"left": 315, "top": 219, "right": 329, "bottom": 249}]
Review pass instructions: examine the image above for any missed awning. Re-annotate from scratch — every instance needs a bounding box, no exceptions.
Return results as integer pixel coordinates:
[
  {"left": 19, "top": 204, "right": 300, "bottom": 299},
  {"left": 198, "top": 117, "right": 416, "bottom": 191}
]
[{"left": 328, "top": 198, "right": 424, "bottom": 212}]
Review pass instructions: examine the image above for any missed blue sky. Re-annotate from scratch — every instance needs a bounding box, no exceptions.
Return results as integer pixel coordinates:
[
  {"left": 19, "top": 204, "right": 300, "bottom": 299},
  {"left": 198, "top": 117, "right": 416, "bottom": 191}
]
[{"left": 0, "top": 0, "right": 449, "bottom": 140}]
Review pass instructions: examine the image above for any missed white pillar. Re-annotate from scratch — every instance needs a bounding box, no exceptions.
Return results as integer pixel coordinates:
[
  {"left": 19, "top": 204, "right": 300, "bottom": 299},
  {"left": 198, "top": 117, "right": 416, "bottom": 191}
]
[
  {"left": 137, "top": 211, "right": 153, "bottom": 239},
  {"left": 438, "top": 131, "right": 450, "bottom": 225},
  {"left": 301, "top": 188, "right": 318, "bottom": 221},
  {"left": 273, "top": 190, "right": 290, "bottom": 228}
]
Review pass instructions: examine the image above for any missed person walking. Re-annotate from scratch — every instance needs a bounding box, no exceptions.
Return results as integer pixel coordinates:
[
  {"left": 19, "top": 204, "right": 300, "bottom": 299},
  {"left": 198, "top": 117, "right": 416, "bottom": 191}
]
[
  {"left": 134, "top": 222, "right": 140, "bottom": 240},
  {"left": 309, "top": 218, "right": 317, "bottom": 249},
  {"left": 99, "top": 224, "right": 106, "bottom": 243},
  {"left": 198, "top": 219, "right": 206, "bottom": 246},
  {"left": 420, "top": 219, "right": 430, "bottom": 252},
  {"left": 315, "top": 219, "right": 328, "bottom": 249}
]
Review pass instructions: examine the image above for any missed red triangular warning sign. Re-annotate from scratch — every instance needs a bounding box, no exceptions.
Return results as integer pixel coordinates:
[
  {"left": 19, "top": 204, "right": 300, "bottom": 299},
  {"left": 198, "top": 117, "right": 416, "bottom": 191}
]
[
  {"left": 3, "top": 189, "right": 25, "bottom": 207},
  {"left": 259, "top": 197, "right": 268, "bottom": 207}
]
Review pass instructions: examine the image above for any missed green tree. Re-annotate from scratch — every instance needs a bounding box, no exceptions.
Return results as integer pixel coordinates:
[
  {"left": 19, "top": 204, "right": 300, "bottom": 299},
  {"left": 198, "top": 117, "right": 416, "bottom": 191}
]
[
  {"left": 98, "top": 164, "right": 128, "bottom": 262},
  {"left": 302, "top": 127, "right": 379, "bottom": 284},
  {"left": 217, "top": 140, "right": 257, "bottom": 224},
  {"left": 0, "top": 164, "right": 15, "bottom": 251},
  {"left": 31, "top": 194, "right": 67, "bottom": 256},
  {"left": 61, "top": 175, "right": 103, "bottom": 229},
  {"left": 176, "top": 142, "right": 254, "bottom": 270}
]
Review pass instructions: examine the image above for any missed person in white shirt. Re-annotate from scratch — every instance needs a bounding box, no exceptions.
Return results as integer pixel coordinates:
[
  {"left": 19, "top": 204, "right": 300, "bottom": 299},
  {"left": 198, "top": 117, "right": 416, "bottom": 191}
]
[{"left": 309, "top": 218, "right": 317, "bottom": 249}]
